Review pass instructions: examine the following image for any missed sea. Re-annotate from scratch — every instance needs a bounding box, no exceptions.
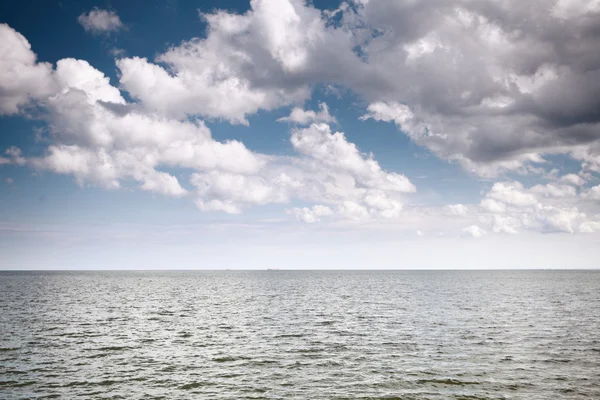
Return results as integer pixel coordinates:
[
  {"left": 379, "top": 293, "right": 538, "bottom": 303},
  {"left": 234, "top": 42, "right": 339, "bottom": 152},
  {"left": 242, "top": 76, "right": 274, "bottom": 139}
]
[{"left": 1, "top": 270, "right": 599, "bottom": 399}]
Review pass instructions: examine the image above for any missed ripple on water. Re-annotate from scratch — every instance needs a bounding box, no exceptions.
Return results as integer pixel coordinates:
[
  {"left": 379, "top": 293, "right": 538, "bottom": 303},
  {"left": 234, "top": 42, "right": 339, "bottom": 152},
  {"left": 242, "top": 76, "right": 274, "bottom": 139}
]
[{"left": 1, "top": 270, "right": 599, "bottom": 399}]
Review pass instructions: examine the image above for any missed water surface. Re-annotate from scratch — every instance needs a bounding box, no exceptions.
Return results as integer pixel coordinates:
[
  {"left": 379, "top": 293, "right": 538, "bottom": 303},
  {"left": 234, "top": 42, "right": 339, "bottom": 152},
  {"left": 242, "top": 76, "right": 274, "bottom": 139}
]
[{"left": 1, "top": 270, "right": 599, "bottom": 399}]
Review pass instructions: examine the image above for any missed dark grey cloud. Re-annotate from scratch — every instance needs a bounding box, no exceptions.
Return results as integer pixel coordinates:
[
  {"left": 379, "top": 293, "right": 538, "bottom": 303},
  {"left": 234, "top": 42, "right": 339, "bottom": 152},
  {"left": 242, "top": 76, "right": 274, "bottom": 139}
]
[
  {"left": 349, "top": 0, "right": 600, "bottom": 173},
  {"left": 108, "top": 0, "right": 600, "bottom": 175}
]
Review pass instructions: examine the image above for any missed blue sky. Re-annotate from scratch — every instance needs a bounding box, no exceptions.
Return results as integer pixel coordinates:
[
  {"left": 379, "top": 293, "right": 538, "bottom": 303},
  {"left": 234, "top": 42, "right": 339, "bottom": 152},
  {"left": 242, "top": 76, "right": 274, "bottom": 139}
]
[{"left": 1, "top": 0, "right": 600, "bottom": 269}]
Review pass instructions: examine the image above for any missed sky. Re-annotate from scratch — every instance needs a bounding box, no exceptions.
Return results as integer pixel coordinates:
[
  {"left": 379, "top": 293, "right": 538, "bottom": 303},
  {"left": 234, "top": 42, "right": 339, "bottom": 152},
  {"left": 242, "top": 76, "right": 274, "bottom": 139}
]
[{"left": 1, "top": 0, "right": 600, "bottom": 269}]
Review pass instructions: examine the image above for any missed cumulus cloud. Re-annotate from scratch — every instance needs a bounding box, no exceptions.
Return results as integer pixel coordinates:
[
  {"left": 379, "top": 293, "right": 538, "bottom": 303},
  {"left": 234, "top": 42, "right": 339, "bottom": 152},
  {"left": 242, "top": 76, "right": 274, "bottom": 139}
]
[
  {"left": 278, "top": 103, "right": 337, "bottom": 125},
  {"left": 462, "top": 225, "right": 487, "bottom": 238},
  {"left": 2, "top": 0, "right": 600, "bottom": 237},
  {"left": 192, "top": 172, "right": 290, "bottom": 214},
  {"left": 0, "top": 46, "right": 265, "bottom": 196},
  {"left": 0, "top": 24, "right": 55, "bottom": 115},
  {"left": 583, "top": 185, "right": 600, "bottom": 201},
  {"left": 0, "top": 147, "right": 27, "bottom": 166},
  {"left": 0, "top": 23, "right": 417, "bottom": 222},
  {"left": 478, "top": 180, "right": 600, "bottom": 234},
  {"left": 83, "top": 0, "right": 600, "bottom": 175},
  {"left": 187, "top": 123, "right": 415, "bottom": 218},
  {"left": 287, "top": 205, "right": 333, "bottom": 223},
  {"left": 355, "top": 0, "right": 600, "bottom": 176},
  {"left": 560, "top": 173, "right": 587, "bottom": 187},
  {"left": 291, "top": 123, "right": 415, "bottom": 193},
  {"left": 445, "top": 204, "right": 469, "bottom": 216},
  {"left": 78, "top": 8, "right": 124, "bottom": 34},
  {"left": 579, "top": 220, "right": 600, "bottom": 233}
]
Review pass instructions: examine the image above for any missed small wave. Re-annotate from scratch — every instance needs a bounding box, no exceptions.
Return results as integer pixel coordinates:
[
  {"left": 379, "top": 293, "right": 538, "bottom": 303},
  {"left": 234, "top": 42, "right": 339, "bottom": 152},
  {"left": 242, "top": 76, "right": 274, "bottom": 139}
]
[
  {"left": 61, "top": 381, "right": 89, "bottom": 387},
  {"left": 95, "top": 346, "right": 132, "bottom": 351},
  {"left": 84, "top": 353, "right": 113, "bottom": 359},
  {"left": 212, "top": 356, "right": 250, "bottom": 363},
  {"left": 541, "top": 358, "right": 571, "bottom": 364},
  {"left": 250, "top": 360, "right": 278, "bottom": 366},
  {"left": 416, "top": 378, "right": 480, "bottom": 386},
  {"left": 275, "top": 333, "right": 305, "bottom": 338},
  {"left": 180, "top": 381, "right": 212, "bottom": 390},
  {"left": 5, "top": 370, "right": 28, "bottom": 375},
  {"left": 293, "top": 347, "right": 322, "bottom": 353}
]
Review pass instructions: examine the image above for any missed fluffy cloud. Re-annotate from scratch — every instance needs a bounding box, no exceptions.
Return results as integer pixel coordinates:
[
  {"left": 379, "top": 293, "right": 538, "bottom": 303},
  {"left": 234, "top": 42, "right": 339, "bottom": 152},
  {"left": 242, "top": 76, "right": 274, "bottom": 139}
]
[
  {"left": 291, "top": 123, "right": 415, "bottom": 193},
  {"left": 2, "top": 0, "right": 600, "bottom": 237},
  {"left": 0, "top": 23, "right": 416, "bottom": 221},
  {"left": 33, "top": 90, "right": 265, "bottom": 195},
  {"left": 445, "top": 204, "right": 469, "bottom": 216},
  {"left": 478, "top": 180, "right": 600, "bottom": 234},
  {"left": 355, "top": 0, "right": 600, "bottom": 176},
  {"left": 485, "top": 182, "right": 538, "bottom": 208},
  {"left": 192, "top": 171, "right": 290, "bottom": 214},
  {"left": 78, "top": 9, "right": 124, "bottom": 34},
  {"left": 287, "top": 205, "right": 333, "bottom": 223},
  {"left": 278, "top": 103, "right": 337, "bottom": 125},
  {"left": 113, "top": 0, "right": 372, "bottom": 124},
  {"left": 583, "top": 185, "right": 600, "bottom": 201},
  {"left": 579, "top": 220, "right": 600, "bottom": 233},
  {"left": 187, "top": 122, "right": 415, "bottom": 218},
  {"left": 462, "top": 225, "right": 487, "bottom": 238},
  {"left": 89, "top": 0, "right": 600, "bottom": 175},
  {"left": 0, "top": 147, "right": 27, "bottom": 166},
  {"left": 560, "top": 173, "right": 587, "bottom": 187},
  {"left": 0, "top": 47, "right": 265, "bottom": 196},
  {"left": 0, "top": 24, "right": 55, "bottom": 115}
]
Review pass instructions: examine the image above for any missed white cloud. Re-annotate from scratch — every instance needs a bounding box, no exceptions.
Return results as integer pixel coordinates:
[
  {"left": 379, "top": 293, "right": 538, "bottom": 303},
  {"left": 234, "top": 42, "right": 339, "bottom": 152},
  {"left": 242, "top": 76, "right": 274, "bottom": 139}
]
[
  {"left": 0, "top": 147, "right": 27, "bottom": 166},
  {"left": 579, "top": 220, "right": 600, "bottom": 233},
  {"left": 116, "top": 55, "right": 301, "bottom": 125},
  {"left": 0, "top": 26, "right": 417, "bottom": 221},
  {"left": 553, "top": 0, "right": 600, "bottom": 19},
  {"left": 445, "top": 204, "right": 469, "bottom": 216},
  {"left": 481, "top": 198, "right": 506, "bottom": 214},
  {"left": 80, "top": 0, "right": 600, "bottom": 177},
  {"left": 490, "top": 214, "right": 520, "bottom": 235},
  {"left": 278, "top": 102, "right": 337, "bottom": 125},
  {"left": 530, "top": 183, "right": 577, "bottom": 198},
  {"left": 186, "top": 122, "right": 415, "bottom": 217},
  {"left": 583, "top": 185, "right": 600, "bottom": 201},
  {"left": 485, "top": 182, "right": 538, "bottom": 208},
  {"left": 348, "top": 1, "right": 600, "bottom": 177},
  {"left": 78, "top": 9, "right": 124, "bottom": 34},
  {"left": 361, "top": 101, "right": 549, "bottom": 177},
  {"left": 2, "top": 10, "right": 600, "bottom": 239},
  {"left": 337, "top": 200, "right": 370, "bottom": 221},
  {"left": 0, "top": 24, "right": 55, "bottom": 115},
  {"left": 109, "top": 48, "right": 126, "bottom": 57},
  {"left": 192, "top": 171, "right": 290, "bottom": 214},
  {"left": 0, "top": 50, "right": 265, "bottom": 196},
  {"left": 477, "top": 180, "right": 600, "bottom": 234},
  {"left": 536, "top": 206, "right": 585, "bottom": 234},
  {"left": 291, "top": 123, "right": 415, "bottom": 193},
  {"left": 114, "top": 0, "right": 326, "bottom": 124},
  {"left": 560, "top": 173, "right": 586, "bottom": 187},
  {"left": 287, "top": 205, "right": 333, "bottom": 223},
  {"left": 462, "top": 225, "right": 487, "bottom": 238}
]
